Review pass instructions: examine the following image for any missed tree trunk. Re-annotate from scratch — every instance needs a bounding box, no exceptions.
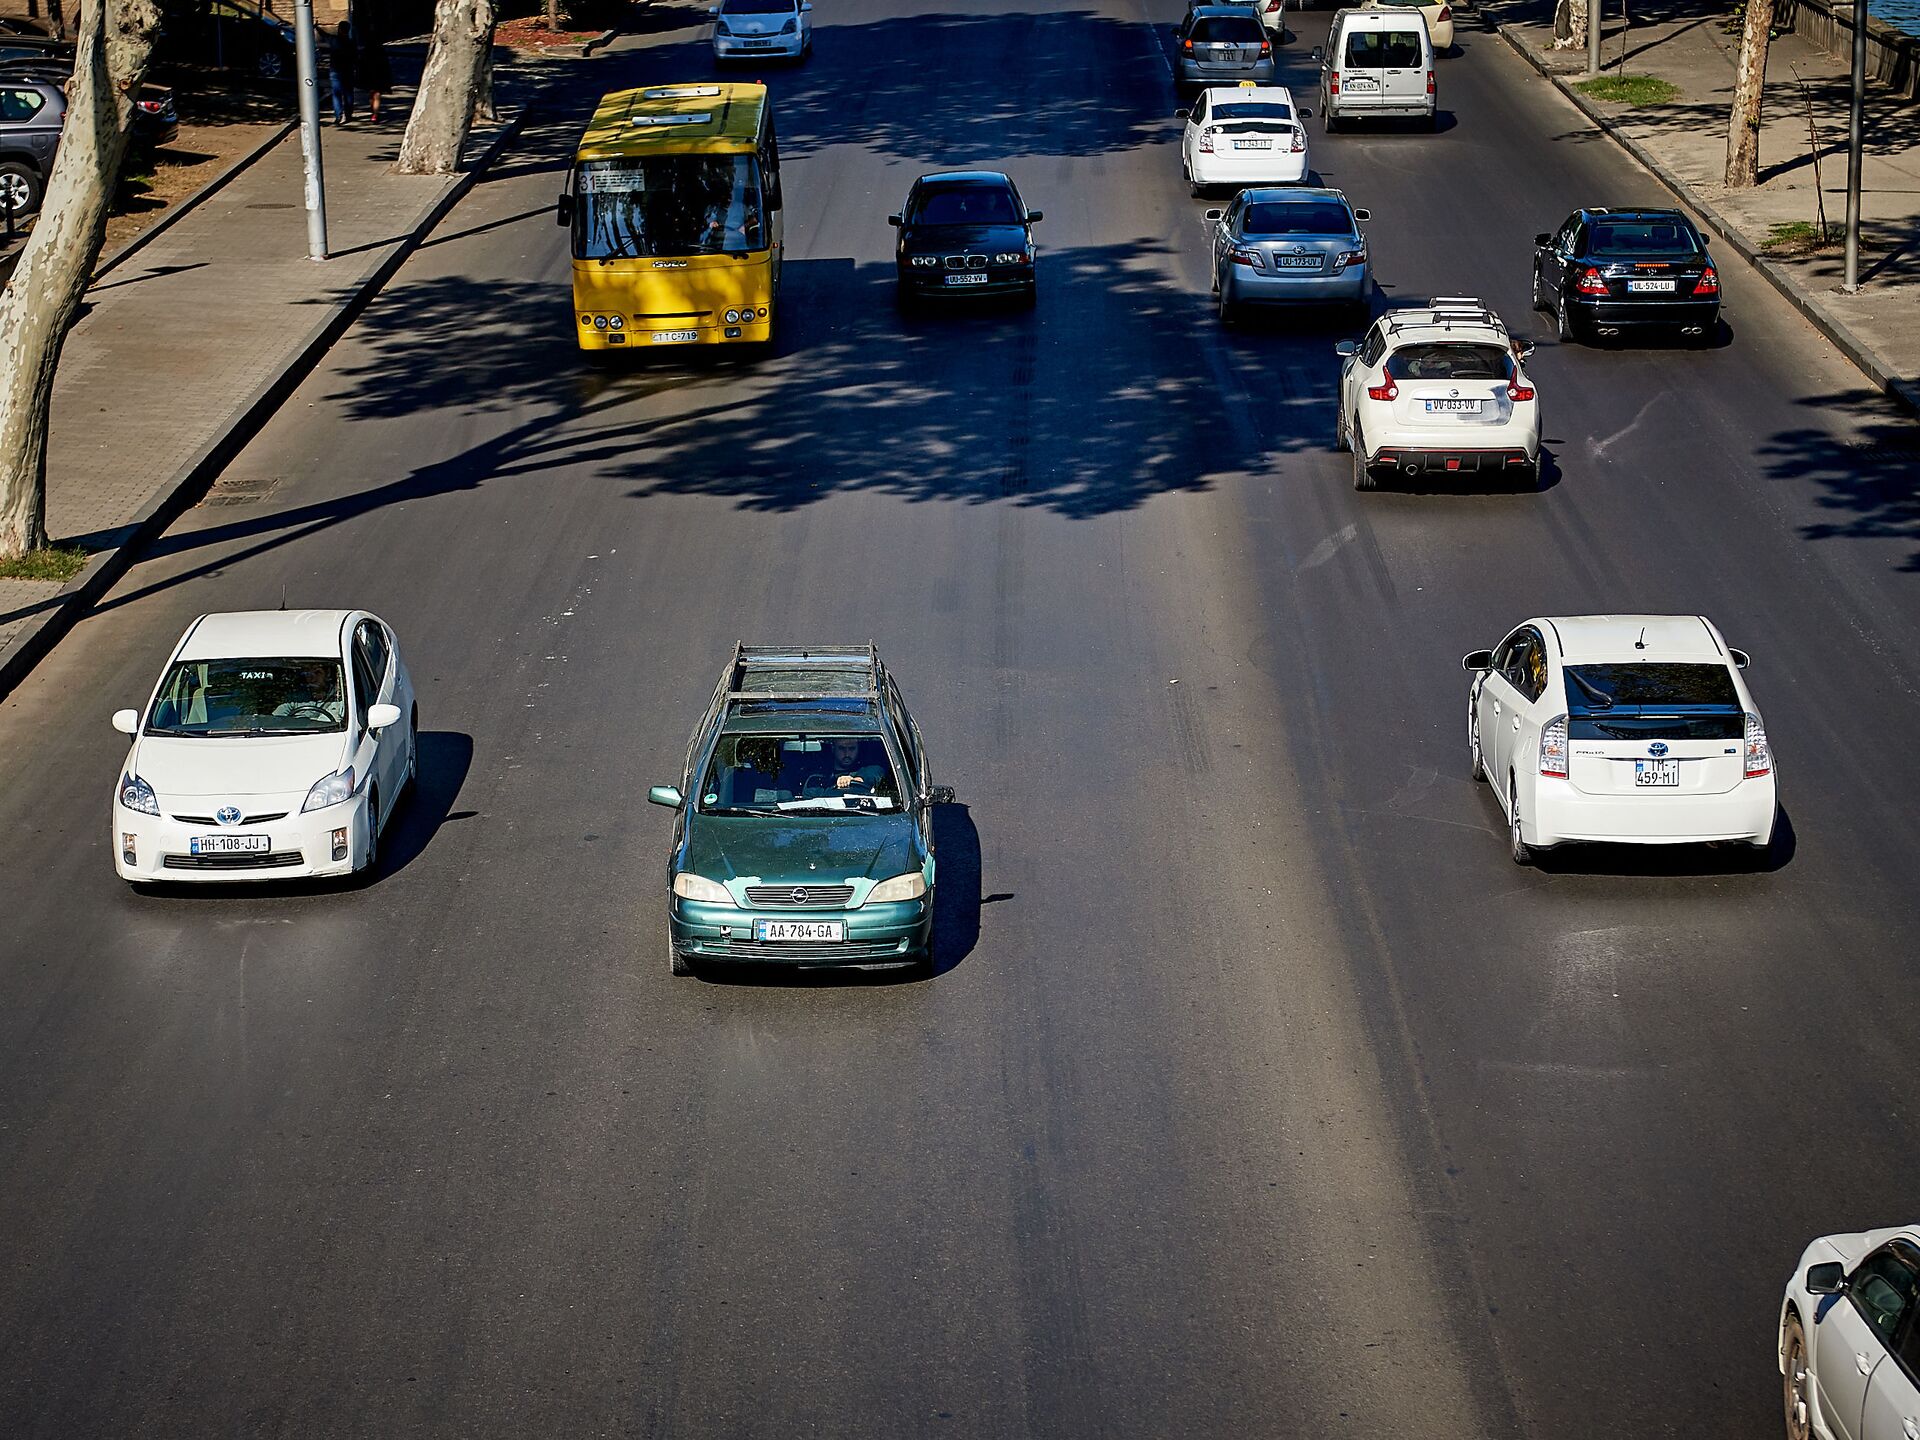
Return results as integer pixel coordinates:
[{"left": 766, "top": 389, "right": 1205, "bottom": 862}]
[
  {"left": 0, "top": 0, "right": 162, "bottom": 559},
  {"left": 545, "top": 0, "right": 561, "bottom": 29},
  {"left": 1725, "top": 0, "right": 1777, "bottom": 187},
  {"left": 396, "top": 0, "right": 498, "bottom": 176},
  {"left": 473, "top": 34, "right": 497, "bottom": 124},
  {"left": 1552, "top": 0, "right": 1588, "bottom": 49}
]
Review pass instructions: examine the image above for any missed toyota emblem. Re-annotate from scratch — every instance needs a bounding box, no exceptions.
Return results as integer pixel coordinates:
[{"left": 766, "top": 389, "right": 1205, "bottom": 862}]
[
  {"left": 1648, "top": 742, "right": 1669, "bottom": 758},
  {"left": 791, "top": 887, "right": 809, "bottom": 905},
  {"left": 216, "top": 805, "right": 242, "bottom": 826}
]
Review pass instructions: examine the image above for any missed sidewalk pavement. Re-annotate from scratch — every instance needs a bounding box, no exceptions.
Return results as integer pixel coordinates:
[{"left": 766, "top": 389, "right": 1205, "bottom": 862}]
[
  {"left": 0, "top": 102, "right": 522, "bottom": 693},
  {"left": 1477, "top": 0, "right": 1920, "bottom": 414}
]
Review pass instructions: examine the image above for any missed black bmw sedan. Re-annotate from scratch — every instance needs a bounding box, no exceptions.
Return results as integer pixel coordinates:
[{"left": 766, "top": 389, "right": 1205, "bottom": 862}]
[
  {"left": 1531, "top": 207, "right": 1720, "bottom": 346},
  {"left": 889, "top": 171, "right": 1041, "bottom": 306}
]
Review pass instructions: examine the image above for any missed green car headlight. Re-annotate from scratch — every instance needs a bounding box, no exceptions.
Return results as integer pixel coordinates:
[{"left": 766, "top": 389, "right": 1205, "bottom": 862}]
[
  {"left": 867, "top": 872, "right": 927, "bottom": 903},
  {"left": 672, "top": 873, "right": 734, "bottom": 904}
]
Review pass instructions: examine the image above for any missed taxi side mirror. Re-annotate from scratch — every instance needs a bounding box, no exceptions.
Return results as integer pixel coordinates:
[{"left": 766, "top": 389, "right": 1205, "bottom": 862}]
[
  {"left": 1027, "top": 209, "right": 1044, "bottom": 223},
  {"left": 1729, "top": 648, "right": 1751, "bottom": 669},
  {"left": 556, "top": 193, "right": 573, "bottom": 226},
  {"left": 1312, "top": 44, "right": 1325, "bottom": 60},
  {"left": 1806, "top": 1262, "right": 1846, "bottom": 1295},
  {"left": 1518, "top": 340, "right": 1537, "bottom": 359},
  {"left": 1204, "top": 207, "right": 1225, "bottom": 223},
  {"left": 1175, "top": 106, "right": 1191, "bottom": 118},
  {"left": 112, "top": 708, "right": 139, "bottom": 735}
]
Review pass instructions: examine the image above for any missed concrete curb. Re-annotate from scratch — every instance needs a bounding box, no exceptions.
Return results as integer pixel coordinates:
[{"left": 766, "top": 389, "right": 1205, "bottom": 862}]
[
  {"left": 0, "top": 110, "right": 529, "bottom": 705},
  {"left": 1488, "top": 17, "right": 1920, "bottom": 419},
  {"left": 581, "top": 26, "right": 621, "bottom": 55},
  {"left": 95, "top": 118, "right": 300, "bottom": 281}
]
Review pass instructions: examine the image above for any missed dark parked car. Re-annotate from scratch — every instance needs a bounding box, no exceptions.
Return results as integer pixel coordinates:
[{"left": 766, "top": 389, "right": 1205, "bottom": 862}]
[
  {"left": 159, "top": 0, "right": 298, "bottom": 79},
  {"left": 1531, "top": 206, "right": 1720, "bottom": 345},
  {"left": 889, "top": 170, "right": 1041, "bottom": 306},
  {"left": 0, "top": 67, "right": 178, "bottom": 217}
]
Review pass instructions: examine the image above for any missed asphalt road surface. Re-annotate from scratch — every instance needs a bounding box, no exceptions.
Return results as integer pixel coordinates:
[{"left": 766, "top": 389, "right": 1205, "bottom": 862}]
[{"left": 3, "top": 0, "right": 1919, "bottom": 1434}]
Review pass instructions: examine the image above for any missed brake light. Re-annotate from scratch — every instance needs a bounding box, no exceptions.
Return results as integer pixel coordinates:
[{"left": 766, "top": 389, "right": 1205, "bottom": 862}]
[
  {"left": 1260, "top": 38, "right": 1271, "bottom": 53},
  {"left": 1329, "top": 70, "right": 1340, "bottom": 93},
  {"left": 1438, "top": 3, "right": 1451, "bottom": 16},
  {"left": 1507, "top": 381, "right": 1535, "bottom": 402},
  {"left": 1744, "top": 713, "right": 1771, "bottom": 778},
  {"left": 1539, "top": 715, "right": 1568, "bottom": 779},
  {"left": 1183, "top": 38, "right": 1193, "bottom": 51},
  {"left": 1366, "top": 379, "right": 1397, "bottom": 401},
  {"left": 138, "top": 99, "right": 163, "bottom": 113},
  {"left": 1575, "top": 266, "right": 1610, "bottom": 296},
  {"left": 1332, "top": 248, "right": 1365, "bottom": 272},
  {"left": 1694, "top": 265, "right": 1720, "bottom": 296},
  {"left": 1230, "top": 247, "right": 1258, "bottom": 267},
  {"left": 1199, "top": 128, "right": 1215, "bottom": 153},
  {"left": 1290, "top": 129, "right": 1305, "bottom": 152},
  {"left": 1426, "top": 69, "right": 1435, "bottom": 94}
]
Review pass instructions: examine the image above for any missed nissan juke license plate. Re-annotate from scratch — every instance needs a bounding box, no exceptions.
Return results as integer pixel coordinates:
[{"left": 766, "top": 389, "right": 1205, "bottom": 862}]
[
  {"left": 1634, "top": 760, "right": 1680, "bottom": 786},
  {"left": 1424, "top": 399, "right": 1481, "bottom": 413},
  {"left": 191, "top": 833, "right": 270, "bottom": 854},
  {"left": 755, "top": 920, "right": 845, "bottom": 942}
]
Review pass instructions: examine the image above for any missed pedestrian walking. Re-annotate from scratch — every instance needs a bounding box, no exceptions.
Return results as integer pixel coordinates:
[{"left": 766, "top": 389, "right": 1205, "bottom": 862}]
[
  {"left": 327, "top": 21, "right": 357, "bottom": 126},
  {"left": 356, "top": 20, "right": 393, "bottom": 125}
]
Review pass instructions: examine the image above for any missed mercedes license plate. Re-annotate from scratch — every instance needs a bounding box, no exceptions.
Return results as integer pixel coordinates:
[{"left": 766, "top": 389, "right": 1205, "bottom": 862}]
[
  {"left": 1424, "top": 398, "right": 1482, "bottom": 413},
  {"left": 652, "top": 330, "right": 699, "bottom": 344},
  {"left": 1627, "top": 278, "right": 1676, "bottom": 292},
  {"left": 945, "top": 273, "right": 988, "bottom": 286},
  {"left": 190, "top": 833, "right": 270, "bottom": 855},
  {"left": 1634, "top": 759, "right": 1681, "bottom": 787},
  {"left": 754, "top": 920, "right": 845, "bottom": 942},
  {"left": 1233, "top": 139, "right": 1273, "bottom": 150}
]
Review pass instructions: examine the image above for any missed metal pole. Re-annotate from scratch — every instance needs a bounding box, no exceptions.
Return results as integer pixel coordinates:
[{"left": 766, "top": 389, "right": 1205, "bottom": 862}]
[
  {"left": 293, "top": 0, "right": 328, "bottom": 261},
  {"left": 1842, "top": 0, "right": 1867, "bottom": 291},
  {"left": 1588, "top": 0, "right": 1602, "bottom": 75}
]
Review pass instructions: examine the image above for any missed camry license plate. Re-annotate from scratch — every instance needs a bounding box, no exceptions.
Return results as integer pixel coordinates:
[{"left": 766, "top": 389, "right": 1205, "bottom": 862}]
[
  {"left": 1273, "top": 254, "right": 1320, "bottom": 269},
  {"left": 652, "top": 330, "right": 699, "bottom": 344},
  {"left": 1424, "top": 398, "right": 1482, "bottom": 413},
  {"left": 945, "top": 273, "right": 988, "bottom": 286},
  {"left": 1634, "top": 760, "right": 1681, "bottom": 787},
  {"left": 190, "top": 833, "right": 270, "bottom": 855},
  {"left": 754, "top": 920, "right": 845, "bottom": 942},
  {"left": 1627, "top": 278, "right": 1676, "bottom": 292},
  {"left": 1233, "top": 139, "right": 1273, "bottom": 150}
]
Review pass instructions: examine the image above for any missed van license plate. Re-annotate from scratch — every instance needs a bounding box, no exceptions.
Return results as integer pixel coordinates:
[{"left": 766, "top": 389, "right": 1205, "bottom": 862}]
[
  {"left": 945, "top": 273, "right": 988, "bottom": 285},
  {"left": 191, "top": 833, "right": 270, "bottom": 854},
  {"left": 1634, "top": 760, "right": 1680, "bottom": 786},
  {"left": 1343, "top": 76, "right": 1379, "bottom": 92},
  {"left": 754, "top": 920, "right": 845, "bottom": 942},
  {"left": 652, "top": 330, "right": 699, "bottom": 343}
]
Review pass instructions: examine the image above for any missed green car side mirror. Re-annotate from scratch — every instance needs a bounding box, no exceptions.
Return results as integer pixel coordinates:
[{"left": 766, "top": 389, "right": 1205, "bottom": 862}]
[{"left": 648, "top": 785, "right": 683, "bottom": 808}]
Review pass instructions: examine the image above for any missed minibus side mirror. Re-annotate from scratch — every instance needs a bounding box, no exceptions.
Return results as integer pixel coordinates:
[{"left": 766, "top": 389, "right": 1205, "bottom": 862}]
[{"left": 556, "top": 193, "right": 573, "bottom": 226}]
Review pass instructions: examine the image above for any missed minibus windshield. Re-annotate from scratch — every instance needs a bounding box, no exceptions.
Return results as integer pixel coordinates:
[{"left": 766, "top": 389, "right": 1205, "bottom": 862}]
[{"left": 574, "top": 154, "right": 765, "bottom": 259}]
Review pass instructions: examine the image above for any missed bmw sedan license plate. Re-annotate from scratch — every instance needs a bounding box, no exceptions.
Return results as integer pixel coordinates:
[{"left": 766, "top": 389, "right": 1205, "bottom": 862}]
[
  {"left": 1233, "top": 139, "right": 1273, "bottom": 150},
  {"left": 1634, "top": 759, "right": 1681, "bottom": 786},
  {"left": 1627, "top": 278, "right": 1676, "bottom": 292},
  {"left": 945, "top": 273, "right": 988, "bottom": 286},
  {"left": 191, "top": 833, "right": 270, "bottom": 855},
  {"left": 754, "top": 920, "right": 845, "bottom": 942},
  {"left": 652, "top": 330, "right": 699, "bottom": 344},
  {"left": 1424, "top": 398, "right": 1482, "bottom": 413}
]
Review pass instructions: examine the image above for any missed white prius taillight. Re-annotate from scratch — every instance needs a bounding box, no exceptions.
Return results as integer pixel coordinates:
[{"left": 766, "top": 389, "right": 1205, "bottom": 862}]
[
  {"left": 1744, "top": 713, "right": 1772, "bottom": 778},
  {"left": 1539, "top": 715, "right": 1568, "bottom": 778}
]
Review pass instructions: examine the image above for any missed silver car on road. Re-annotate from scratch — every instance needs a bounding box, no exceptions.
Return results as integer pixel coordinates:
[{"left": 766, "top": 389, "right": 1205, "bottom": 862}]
[
  {"left": 1209, "top": 186, "right": 1373, "bottom": 322},
  {"left": 1175, "top": 5, "right": 1276, "bottom": 90}
]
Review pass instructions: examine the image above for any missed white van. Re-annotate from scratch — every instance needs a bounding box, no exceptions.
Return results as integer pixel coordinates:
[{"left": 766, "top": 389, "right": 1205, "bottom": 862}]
[{"left": 1316, "top": 9, "right": 1436, "bottom": 129}]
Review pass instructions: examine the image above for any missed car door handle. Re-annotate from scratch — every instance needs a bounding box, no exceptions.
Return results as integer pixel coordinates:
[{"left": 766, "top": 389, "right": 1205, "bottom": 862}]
[{"left": 1856, "top": 1351, "right": 1874, "bottom": 1375}]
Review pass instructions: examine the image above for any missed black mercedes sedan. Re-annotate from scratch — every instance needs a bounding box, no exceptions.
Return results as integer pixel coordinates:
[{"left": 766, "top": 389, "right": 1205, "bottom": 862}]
[
  {"left": 1531, "top": 207, "right": 1720, "bottom": 346},
  {"left": 889, "top": 170, "right": 1041, "bottom": 305}
]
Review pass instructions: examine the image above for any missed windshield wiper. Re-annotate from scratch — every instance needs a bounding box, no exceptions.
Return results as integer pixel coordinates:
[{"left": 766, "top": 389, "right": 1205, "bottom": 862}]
[
  {"left": 701, "top": 804, "right": 775, "bottom": 816},
  {"left": 1566, "top": 671, "right": 1617, "bottom": 709},
  {"left": 141, "top": 724, "right": 200, "bottom": 737}
]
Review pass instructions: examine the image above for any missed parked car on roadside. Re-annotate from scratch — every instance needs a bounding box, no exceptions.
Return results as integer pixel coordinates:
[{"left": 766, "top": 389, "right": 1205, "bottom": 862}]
[
  {"left": 0, "top": 63, "right": 178, "bottom": 216},
  {"left": 158, "top": 0, "right": 298, "bottom": 79}
]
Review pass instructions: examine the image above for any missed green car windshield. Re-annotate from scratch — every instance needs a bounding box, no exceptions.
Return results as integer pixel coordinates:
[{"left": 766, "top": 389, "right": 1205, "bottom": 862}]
[{"left": 699, "top": 732, "right": 901, "bottom": 814}]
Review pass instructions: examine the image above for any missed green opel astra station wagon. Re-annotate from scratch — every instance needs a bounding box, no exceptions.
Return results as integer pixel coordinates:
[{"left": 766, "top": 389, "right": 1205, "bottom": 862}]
[{"left": 648, "top": 645, "right": 955, "bottom": 976}]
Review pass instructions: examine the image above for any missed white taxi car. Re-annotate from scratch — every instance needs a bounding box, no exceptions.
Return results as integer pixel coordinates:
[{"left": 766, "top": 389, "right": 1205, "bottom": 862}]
[
  {"left": 709, "top": 0, "right": 812, "bottom": 61},
  {"left": 1779, "top": 1226, "right": 1920, "bottom": 1440},
  {"left": 1461, "top": 614, "right": 1776, "bottom": 864},
  {"left": 1181, "top": 83, "right": 1311, "bottom": 194},
  {"left": 111, "top": 610, "right": 417, "bottom": 884},
  {"left": 1335, "top": 296, "right": 1539, "bottom": 490}
]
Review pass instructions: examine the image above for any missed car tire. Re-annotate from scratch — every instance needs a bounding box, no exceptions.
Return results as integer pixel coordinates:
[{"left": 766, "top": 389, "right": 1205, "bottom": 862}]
[
  {"left": 1424, "top": 110, "right": 1438, "bottom": 132},
  {"left": 257, "top": 48, "right": 286, "bottom": 79},
  {"left": 1530, "top": 267, "right": 1548, "bottom": 313},
  {"left": 1333, "top": 404, "right": 1350, "bottom": 452},
  {"left": 1556, "top": 294, "right": 1580, "bottom": 345},
  {"left": 669, "top": 937, "right": 692, "bottom": 977},
  {"left": 0, "top": 160, "right": 42, "bottom": 219},
  {"left": 1782, "top": 1311, "right": 1812, "bottom": 1440},
  {"left": 1513, "top": 457, "right": 1541, "bottom": 492},
  {"left": 1352, "top": 425, "right": 1376, "bottom": 491},
  {"left": 1218, "top": 279, "right": 1238, "bottom": 326},
  {"left": 359, "top": 787, "right": 380, "bottom": 879},
  {"left": 1508, "top": 778, "right": 1535, "bottom": 866},
  {"left": 403, "top": 707, "right": 419, "bottom": 800},
  {"left": 1469, "top": 707, "right": 1485, "bottom": 781},
  {"left": 1322, "top": 102, "right": 1337, "bottom": 133},
  {"left": 1021, "top": 281, "right": 1037, "bottom": 309}
]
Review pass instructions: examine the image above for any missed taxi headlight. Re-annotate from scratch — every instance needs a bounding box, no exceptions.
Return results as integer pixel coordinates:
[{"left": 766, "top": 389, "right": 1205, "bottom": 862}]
[
  {"left": 779, "top": 17, "right": 796, "bottom": 32},
  {"left": 119, "top": 772, "right": 160, "bottom": 816},
  {"left": 672, "top": 873, "right": 734, "bottom": 905},
  {"left": 302, "top": 767, "right": 356, "bottom": 813},
  {"left": 867, "top": 872, "right": 927, "bottom": 903}
]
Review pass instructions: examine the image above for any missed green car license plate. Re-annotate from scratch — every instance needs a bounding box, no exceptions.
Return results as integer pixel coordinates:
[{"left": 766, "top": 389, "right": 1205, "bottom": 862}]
[{"left": 754, "top": 920, "right": 845, "bottom": 942}]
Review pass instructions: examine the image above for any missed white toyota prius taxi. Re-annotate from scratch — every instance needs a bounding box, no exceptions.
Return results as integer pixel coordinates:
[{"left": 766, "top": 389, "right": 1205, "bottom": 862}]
[
  {"left": 111, "top": 610, "right": 417, "bottom": 884},
  {"left": 1779, "top": 1226, "right": 1920, "bottom": 1440},
  {"left": 1462, "top": 614, "right": 1776, "bottom": 864}
]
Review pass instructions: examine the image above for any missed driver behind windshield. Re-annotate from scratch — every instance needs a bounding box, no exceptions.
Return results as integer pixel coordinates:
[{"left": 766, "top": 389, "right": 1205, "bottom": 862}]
[{"left": 701, "top": 734, "right": 899, "bottom": 809}]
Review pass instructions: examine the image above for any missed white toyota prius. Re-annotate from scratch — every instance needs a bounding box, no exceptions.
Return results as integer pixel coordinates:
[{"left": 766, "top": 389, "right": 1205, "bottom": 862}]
[
  {"left": 1462, "top": 614, "right": 1776, "bottom": 863},
  {"left": 1779, "top": 1226, "right": 1920, "bottom": 1440},
  {"left": 111, "top": 610, "right": 417, "bottom": 884}
]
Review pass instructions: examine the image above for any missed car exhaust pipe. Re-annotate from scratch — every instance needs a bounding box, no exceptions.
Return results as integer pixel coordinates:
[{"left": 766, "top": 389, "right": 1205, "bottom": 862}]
[
  {"left": 1681, "top": 325, "right": 1703, "bottom": 335},
  {"left": 1403, "top": 461, "right": 1418, "bottom": 475},
  {"left": 1597, "top": 326, "right": 1619, "bottom": 337}
]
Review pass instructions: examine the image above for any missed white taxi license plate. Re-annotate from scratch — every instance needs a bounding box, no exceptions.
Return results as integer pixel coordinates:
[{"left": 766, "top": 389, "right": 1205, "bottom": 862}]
[
  {"left": 1233, "top": 139, "right": 1273, "bottom": 150},
  {"left": 191, "top": 833, "right": 270, "bottom": 855},
  {"left": 1424, "top": 398, "right": 1482, "bottom": 413},
  {"left": 1634, "top": 760, "right": 1681, "bottom": 787},
  {"left": 1627, "top": 278, "right": 1676, "bottom": 292},
  {"left": 652, "top": 330, "right": 699, "bottom": 344},
  {"left": 1343, "top": 76, "right": 1379, "bottom": 92},
  {"left": 742, "top": 37, "right": 772, "bottom": 45},
  {"left": 945, "top": 273, "right": 988, "bottom": 286},
  {"left": 754, "top": 920, "right": 845, "bottom": 942}
]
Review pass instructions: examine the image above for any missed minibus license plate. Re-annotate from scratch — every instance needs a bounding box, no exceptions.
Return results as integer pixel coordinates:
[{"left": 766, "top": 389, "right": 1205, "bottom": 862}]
[
  {"left": 1634, "top": 760, "right": 1680, "bottom": 786},
  {"left": 754, "top": 920, "right": 845, "bottom": 942},
  {"left": 191, "top": 833, "right": 270, "bottom": 855},
  {"left": 652, "top": 330, "right": 699, "bottom": 344}
]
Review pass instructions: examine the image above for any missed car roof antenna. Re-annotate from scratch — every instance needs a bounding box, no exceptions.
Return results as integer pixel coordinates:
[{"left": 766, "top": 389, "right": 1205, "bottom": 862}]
[
  {"left": 279, "top": 585, "right": 288, "bottom": 611},
  {"left": 1634, "top": 625, "right": 1647, "bottom": 650}
]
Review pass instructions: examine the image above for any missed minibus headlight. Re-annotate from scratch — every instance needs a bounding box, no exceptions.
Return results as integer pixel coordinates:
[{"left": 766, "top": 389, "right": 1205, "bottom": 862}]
[
  {"left": 725, "top": 309, "right": 740, "bottom": 323},
  {"left": 594, "top": 315, "right": 608, "bottom": 329},
  {"left": 607, "top": 315, "right": 623, "bottom": 329}
]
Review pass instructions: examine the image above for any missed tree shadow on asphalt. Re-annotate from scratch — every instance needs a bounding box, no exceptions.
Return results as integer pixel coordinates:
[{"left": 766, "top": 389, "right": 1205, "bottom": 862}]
[{"left": 1759, "top": 390, "right": 1920, "bottom": 572}]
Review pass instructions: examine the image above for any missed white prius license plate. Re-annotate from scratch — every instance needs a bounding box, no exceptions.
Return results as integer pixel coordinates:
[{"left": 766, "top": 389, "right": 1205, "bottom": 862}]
[
  {"left": 652, "top": 329, "right": 699, "bottom": 344},
  {"left": 1424, "top": 398, "right": 1481, "bottom": 413},
  {"left": 754, "top": 920, "right": 845, "bottom": 942},
  {"left": 1634, "top": 760, "right": 1681, "bottom": 787},
  {"left": 945, "top": 273, "right": 988, "bottom": 286},
  {"left": 1627, "top": 278, "right": 1676, "bottom": 292},
  {"left": 1233, "top": 139, "right": 1273, "bottom": 150},
  {"left": 191, "top": 833, "right": 270, "bottom": 855}
]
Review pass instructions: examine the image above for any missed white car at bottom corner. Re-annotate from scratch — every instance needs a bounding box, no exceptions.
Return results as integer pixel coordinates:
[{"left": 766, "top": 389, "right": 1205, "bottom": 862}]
[
  {"left": 1182, "top": 83, "right": 1311, "bottom": 194},
  {"left": 1779, "top": 1226, "right": 1920, "bottom": 1440},
  {"left": 1461, "top": 613, "right": 1776, "bottom": 864},
  {"left": 111, "top": 609, "right": 417, "bottom": 884}
]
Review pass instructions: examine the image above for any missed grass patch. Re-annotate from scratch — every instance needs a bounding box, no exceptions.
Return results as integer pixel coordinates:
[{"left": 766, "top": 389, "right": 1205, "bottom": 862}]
[
  {"left": 1574, "top": 73, "right": 1681, "bottom": 105},
  {"left": 0, "top": 545, "right": 90, "bottom": 582},
  {"left": 1764, "top": 220, "right": 1842, "bottom": 256}
]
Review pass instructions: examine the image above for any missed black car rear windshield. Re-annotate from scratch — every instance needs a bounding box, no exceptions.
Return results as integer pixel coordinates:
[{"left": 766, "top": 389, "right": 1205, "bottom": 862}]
[
  {"left": 1385, "top": 343, "right": 1512, "bottom": 380},
  {"left": 1190, "top": 16, "right": 1264, "bottom": 42},
  {"left": 700, "top": 732, "right": 901, "bottom": 814},
  {"left": 1566, "top": 663, "right": 1738, "bottom": 709},
  {"left": 1242, "top": 201, "right": 1352, "bottom": 236},
  {"left": 913, "top": 186, "right": 1020, "bottom": 225},
  {"left": 1588, "top": 219, "right": 1702, "bottom": 256}
]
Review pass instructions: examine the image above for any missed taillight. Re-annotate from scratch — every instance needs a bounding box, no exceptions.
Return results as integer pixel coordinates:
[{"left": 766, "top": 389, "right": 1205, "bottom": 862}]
[
  {"left": 1199, "top": 128, "right": 1215, "bottom": 153},
  {"left": 1575, "top": 266, "right": 1610, "bottom": 296},
  {"left": 1539, "top": 715, "right": 1568, "bottom": 779},
  {"left": 1744, "top": 713, "right": 1771, "bottom": 778},
  {"left": 1438, "top": 3, "right": 1451, "bottom": 16},
  {"left": 1507, "top": 382, "right": 1535, "bottom": 402},
  {"left": 1366, "top": 379, "right": 1398, "bottom": 401},
  {"left": 1694, "top": 265, "right": 1720, "bottom": 296},
  {"left": 1290, "top": 129, "right": 1305, "bottom": 152},
  {"left": 1260, "top": 38, "right": 1271, "bottom": 53},
  {"left": 1230, "top": 247, "right": 1258, "bottom": 267},
  {"left": 1332, "top": 248, "right": 1365, "bottom": 272},
  {"left": 1329, "top": 70, "right": 1340, "bottom": 93},
  {"left": 138, "top": 99, "right": 163, "bottom": 113},
  {"left": 1426, "top": 70, "right": 1435, "bottom": 94},
  {"left": 1183, "top": 38, "right": 1193, "bottom": 51}
]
